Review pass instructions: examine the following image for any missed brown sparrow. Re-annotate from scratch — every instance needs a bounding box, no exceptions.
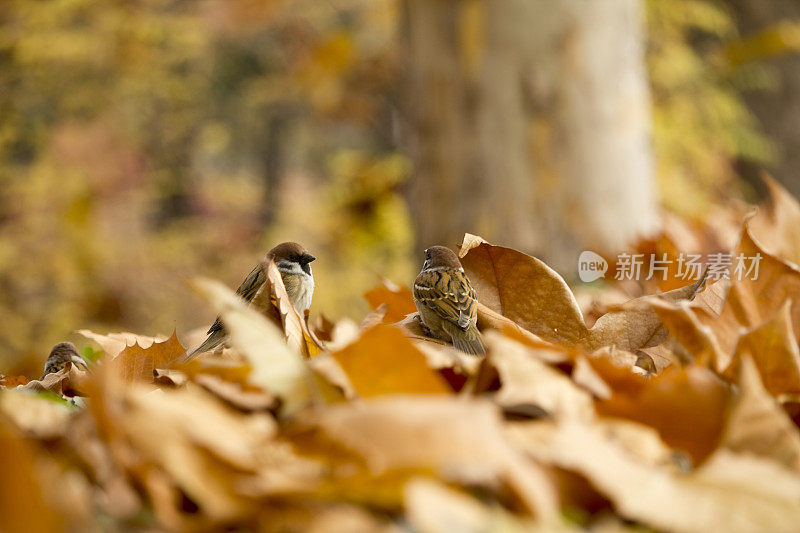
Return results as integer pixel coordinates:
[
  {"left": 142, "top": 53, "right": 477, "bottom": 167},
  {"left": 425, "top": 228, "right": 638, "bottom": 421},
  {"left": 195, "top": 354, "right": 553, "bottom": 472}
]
[
  {"left": 185, "top": 241, "right": 316, "bottom": 360},
  {"left": 413, "top": 246, "right": 486, "bottom": 355},
  {"left": 41, "top": 342, "right": 88, "bottom": 380}
]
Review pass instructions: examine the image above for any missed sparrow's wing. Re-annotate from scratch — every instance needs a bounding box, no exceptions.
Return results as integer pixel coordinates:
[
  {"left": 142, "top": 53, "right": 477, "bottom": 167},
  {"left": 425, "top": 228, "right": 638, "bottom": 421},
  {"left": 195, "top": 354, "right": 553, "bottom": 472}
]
[
  {"left": 413, "top": 269, "right": 477, "bottom": 331},
  {"left": 204, "top": 264, "right": 266, "bottom": 336}
]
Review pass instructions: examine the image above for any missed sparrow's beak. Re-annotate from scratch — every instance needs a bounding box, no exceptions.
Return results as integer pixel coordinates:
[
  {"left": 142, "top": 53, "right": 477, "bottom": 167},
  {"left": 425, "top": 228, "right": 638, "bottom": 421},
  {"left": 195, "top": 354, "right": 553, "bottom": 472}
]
[
  {"left": 71, "top": 355, "right": 89, "bottom": 370},
  {"left": 301, "top": 253, "right": 316, "bottom": 264}
]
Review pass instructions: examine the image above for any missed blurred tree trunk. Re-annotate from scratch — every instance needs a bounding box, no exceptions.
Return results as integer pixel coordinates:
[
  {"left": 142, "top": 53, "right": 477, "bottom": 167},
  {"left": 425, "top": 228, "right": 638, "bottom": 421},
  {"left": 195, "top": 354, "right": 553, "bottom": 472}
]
[
  {"left": 727, "top": 0, "right": 800, "bottom": 198},
  {"left": 401, "top": 0, "right": 660, "bottom": 275}
]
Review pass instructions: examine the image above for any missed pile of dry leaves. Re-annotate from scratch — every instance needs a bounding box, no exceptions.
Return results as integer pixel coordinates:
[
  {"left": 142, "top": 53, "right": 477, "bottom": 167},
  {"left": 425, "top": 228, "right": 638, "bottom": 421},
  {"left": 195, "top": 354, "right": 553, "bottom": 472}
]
[{"left": 4, "top": 179, "right": 800, "bottom": 532}]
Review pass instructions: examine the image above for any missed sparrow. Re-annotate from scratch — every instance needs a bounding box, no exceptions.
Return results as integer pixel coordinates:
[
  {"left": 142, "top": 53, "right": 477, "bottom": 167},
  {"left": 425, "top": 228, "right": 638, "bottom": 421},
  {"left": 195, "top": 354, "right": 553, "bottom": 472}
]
[
  {"left": 41, "top": 342, "right": 88, "bottom": 380},
  {"left": 185, "top": 241, "right": 316, "bottom": 360},
  {"left": 413, "top": 245, "right": 486, "bottom": 355}
]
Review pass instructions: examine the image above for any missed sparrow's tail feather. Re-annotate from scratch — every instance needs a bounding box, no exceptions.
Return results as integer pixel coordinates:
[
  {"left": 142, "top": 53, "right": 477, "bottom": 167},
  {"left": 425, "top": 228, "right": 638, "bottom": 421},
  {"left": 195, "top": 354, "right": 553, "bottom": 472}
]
[
  {"left": 444, "top": 323, "right": 486, "bottom": 355},
  {"left": 183, "top": 329, "right": 226, "bottom": 362}
]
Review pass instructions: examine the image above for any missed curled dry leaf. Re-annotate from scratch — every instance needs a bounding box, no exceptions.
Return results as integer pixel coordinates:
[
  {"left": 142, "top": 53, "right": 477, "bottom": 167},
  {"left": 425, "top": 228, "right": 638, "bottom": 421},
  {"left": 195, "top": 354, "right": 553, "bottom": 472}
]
[
  {"left": 153, "top": 368, "right": 188, "bottom": 387},
  {"left": 21, "top": 362, "right": 89, "bottom": 397},
  {"left": 653, "top": 221, "right": 800, "bottom": 381},
  {"left": 252, "top": 260, "right": 324, "bottom": 358},
  {"left": 192, "top": 277, "right": 319, "bottom": 416},
  {"left": 476, "top": 333, "right": 595, "bottom": 421},
  {"left": 459, "top": 233, "right": 705, "bottom": 354},
  {"left": 459, "top": 233, "right": 587, "bottom": 346},
  {"left": 194, "top": 373, "right": 279, "bottom": 412}
]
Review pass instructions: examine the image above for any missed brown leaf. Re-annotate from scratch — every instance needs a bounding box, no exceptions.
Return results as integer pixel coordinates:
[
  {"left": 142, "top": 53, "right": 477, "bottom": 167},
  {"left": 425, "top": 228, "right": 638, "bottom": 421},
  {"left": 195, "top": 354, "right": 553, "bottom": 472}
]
[
  {"left": 330, "top": 325, "right": 450, "bottom": 397},
  {"left": 530, "top": 421, "right": 800, "bottom": 533},
  {"left": 750, "top": 174, "right": 800, "bottom": 267},
  {"left": 194, "top": 373, "right": 279, "bottom": 412},
  {"left": 459, "top": 233, "right": 704, "bottom": 354},
  {"left": 0, "top": 389, "right": 73, "bottom": 438},
  {"left": 725, "top": 300, "right": 800, "bottom": 396},
  {"left": 0, "top": 375, "right": 30, "bottom": 387},
  {"left": 153, "top": 368, "right": 188, "bottom": 387},
  {"left": 584, "top": 273, "right": 707, "bottom": 352},
  {"left": 77, "top": 330, "right": 169, "bottom": 358},
  {"left": 403, "top": 478, "right": 542, "bottom": 532},
  {"left": 121, "top": 384, "right": 276, "bottom": 520},
  {"left": 0, "top": 418, "right": 64, "bottom": 532},
  {"left": 111, "top": 330, "right": 185, "bottom": 382},
  {"left": 22, "top": 363, "right": 89, "bottom": 397},
  {"left": 476, "top": 334, "right": 595, "bottom": 421},
  {"left": 459, "top": 233, "right": 587, "bottom": 345},
  {"left": 364, "top": 278, "right": 418, "bottom": 323},
  {"left": 287, "top": 396, "right": 558, "bottom": 517},
  {"left": 596, "top": 365, "right": 731, "bottom": 463},
  {"left": 722, "top": 356, "right": 800, "bottom": 472},
  {"left": 653, "top": 220, "right": 800, "bottom": 373}
]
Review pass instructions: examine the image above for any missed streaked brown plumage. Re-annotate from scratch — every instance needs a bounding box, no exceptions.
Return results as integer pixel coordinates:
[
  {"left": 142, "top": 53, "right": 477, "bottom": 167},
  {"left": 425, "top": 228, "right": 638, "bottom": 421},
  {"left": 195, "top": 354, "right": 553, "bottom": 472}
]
[
  {"left": 185, "top": 241, "right": 315, "bottom": 360},
  {"left": 413, "top": 246, "right": 486, "bottom": 355},
  {"left": 41, "top": 342, "right": 88, "bottom": 380}
]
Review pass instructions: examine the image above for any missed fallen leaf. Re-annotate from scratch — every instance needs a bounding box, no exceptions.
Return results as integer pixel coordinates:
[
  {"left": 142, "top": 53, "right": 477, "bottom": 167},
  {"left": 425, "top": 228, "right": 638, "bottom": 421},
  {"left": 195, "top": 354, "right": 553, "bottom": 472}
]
[
  {"left": 459, "top": 233, "right": 705, "bottom": 354},
  {"left": 252, "top": 260, "right": 325, "bottom": 358},
  {"left": 476, "top": 333, "right": 595, "bottom": 421},
  {"left": 77, "top": 330, "right": 169, "bottom": 358},
  {"left": 725, "top": 300, "right": 800, "bottom": 396},
  {"left": 111, "top": 330, "right": 185, "bottom": 382},
  {"left": 596, "top": 365, "right": 731, "bottom": 463},
  {"left": 750, "top": 174, "right": 800, "bottom": 268},
  {"left": 0, "top": 375, "right": 30, "bottom": 387},
  {"left": 330, "top": 325, "right": 451, "bottom": 396},
  {"left": 287, "top": 396, "right": 558, "bottom": 517},
  {"left": 584, "top": 273, "right": 707, "bottom": 352},
  {"left": 194, "top": 373, "right": 279, "bottom": 412},
  {"left": 459, "top": 234, "right": 587, "bottom": 345},
  {"left": 0, "top": 389, "right": 74, "bottom": 438},
  {"left": 0, "top": 417, "right": 64, "bottom": 532},
  {"left": 364, "top": 278, "right": 418, "bottom": 323},
  {"left": 721, "top": 356, "right": 800, "bottom": 472},
  {"left": 529, "top": 421, "right": 800, "bottom": 533},
  {"left": 403, "top": 477, "right": 553, "bottom": 533}
]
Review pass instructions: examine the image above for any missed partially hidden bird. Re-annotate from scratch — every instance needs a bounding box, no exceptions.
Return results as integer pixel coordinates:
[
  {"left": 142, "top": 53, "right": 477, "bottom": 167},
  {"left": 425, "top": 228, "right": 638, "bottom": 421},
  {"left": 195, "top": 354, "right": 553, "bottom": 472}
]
[
  {"left": 41, "top": 342, "right": 88, "bottom": 380},
  {"left": 185, "top": 241, "right": 316, "bottom": 360},
  {"left": 412, "top": 245, "right": 486, "bottom": 355}
]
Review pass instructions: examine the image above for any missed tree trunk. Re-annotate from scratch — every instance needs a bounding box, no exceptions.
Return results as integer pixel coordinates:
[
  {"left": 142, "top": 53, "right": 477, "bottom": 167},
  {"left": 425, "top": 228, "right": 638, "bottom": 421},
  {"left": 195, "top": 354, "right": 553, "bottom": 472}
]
[{"left": 402, "top": 0, "right": 660, "bottom": 276}]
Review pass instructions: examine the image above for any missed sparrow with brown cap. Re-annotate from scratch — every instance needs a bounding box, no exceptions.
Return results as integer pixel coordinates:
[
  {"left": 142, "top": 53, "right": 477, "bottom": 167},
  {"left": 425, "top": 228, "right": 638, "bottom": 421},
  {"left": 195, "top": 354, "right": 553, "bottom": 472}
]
[
  {"left": 413, "top": 245, "right": 486, "bottom": 355},
  {"left": 185, "top": 241, "right": 316, "bottom": 360}
]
